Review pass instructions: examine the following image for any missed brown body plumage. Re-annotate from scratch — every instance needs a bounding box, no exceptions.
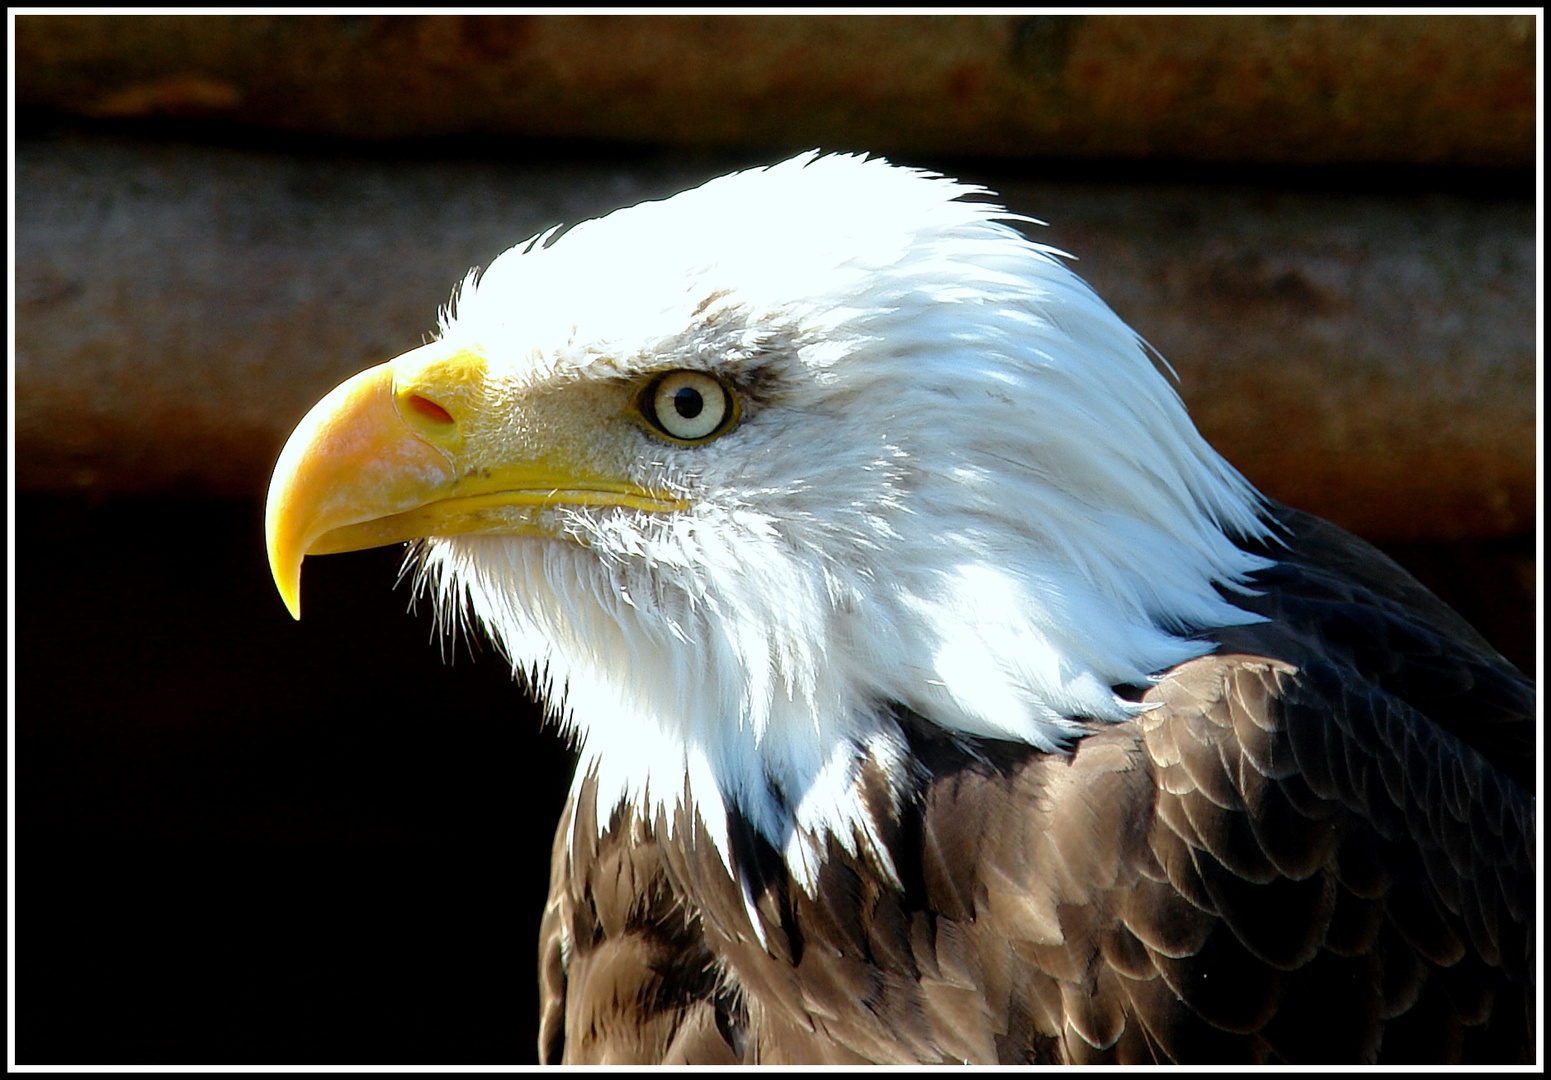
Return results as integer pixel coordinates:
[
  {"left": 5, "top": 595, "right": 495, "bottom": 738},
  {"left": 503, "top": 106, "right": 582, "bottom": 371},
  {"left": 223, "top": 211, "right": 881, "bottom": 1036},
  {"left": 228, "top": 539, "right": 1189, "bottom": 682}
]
[{"left": 538, "top": 507, "right": 1534, "bottom": 1064}]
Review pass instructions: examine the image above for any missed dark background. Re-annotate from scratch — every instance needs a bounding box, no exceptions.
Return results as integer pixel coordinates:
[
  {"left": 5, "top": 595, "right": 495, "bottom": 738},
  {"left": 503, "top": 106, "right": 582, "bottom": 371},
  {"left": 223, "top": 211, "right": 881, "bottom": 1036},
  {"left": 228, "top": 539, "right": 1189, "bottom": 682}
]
[{"left": 17, "top": 495, "right": 573, "bottom": 1063}]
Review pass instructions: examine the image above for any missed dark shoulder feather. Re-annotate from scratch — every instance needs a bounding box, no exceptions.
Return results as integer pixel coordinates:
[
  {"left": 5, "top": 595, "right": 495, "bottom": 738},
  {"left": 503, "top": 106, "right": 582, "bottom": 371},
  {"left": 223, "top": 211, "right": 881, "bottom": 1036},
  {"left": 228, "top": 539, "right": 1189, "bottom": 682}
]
[{"left": 1229, "top": 503, "right": 1534, "bottom": 786}]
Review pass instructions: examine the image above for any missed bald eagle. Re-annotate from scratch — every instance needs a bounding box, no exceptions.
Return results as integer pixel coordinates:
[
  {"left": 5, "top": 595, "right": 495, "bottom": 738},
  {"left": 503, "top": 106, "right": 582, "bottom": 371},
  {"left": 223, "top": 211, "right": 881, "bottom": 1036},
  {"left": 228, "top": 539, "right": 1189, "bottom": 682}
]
[{"left": 266, "top": 153, "right": 1534, "bottom": 1064}]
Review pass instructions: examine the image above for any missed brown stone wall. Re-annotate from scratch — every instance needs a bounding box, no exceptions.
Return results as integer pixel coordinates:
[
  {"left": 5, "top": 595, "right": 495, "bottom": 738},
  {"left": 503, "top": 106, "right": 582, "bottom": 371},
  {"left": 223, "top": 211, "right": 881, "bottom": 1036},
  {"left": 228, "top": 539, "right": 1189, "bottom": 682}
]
[{"left": 16, "top": 137, "right": 1533, "bottom": 544}]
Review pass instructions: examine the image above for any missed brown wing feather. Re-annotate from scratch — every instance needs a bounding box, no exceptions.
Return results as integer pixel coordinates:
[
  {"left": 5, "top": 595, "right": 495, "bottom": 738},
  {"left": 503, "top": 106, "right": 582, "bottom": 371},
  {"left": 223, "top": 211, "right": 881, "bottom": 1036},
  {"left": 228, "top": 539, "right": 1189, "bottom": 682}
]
[
  {"left": 537, "top": 776, "right": 743, "bottom": 1064},
  {"left": 538, "top": 507, "right": 1534, "bottom": 1063}
]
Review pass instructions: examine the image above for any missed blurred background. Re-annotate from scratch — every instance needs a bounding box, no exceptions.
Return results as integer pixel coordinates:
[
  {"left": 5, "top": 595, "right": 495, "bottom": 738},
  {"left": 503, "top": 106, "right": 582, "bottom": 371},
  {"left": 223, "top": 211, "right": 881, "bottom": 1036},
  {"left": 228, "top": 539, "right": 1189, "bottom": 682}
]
[{"left": 13, "top": 13, "right": 1538, "bottom": 1066}]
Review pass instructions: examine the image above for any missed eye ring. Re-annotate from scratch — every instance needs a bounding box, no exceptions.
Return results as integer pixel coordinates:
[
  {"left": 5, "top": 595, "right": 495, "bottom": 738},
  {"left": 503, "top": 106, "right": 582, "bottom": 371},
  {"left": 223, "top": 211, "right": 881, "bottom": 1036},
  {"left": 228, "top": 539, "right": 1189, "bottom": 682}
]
[{"left": 639, "top": 370, "right": 739, "bottom": 444}]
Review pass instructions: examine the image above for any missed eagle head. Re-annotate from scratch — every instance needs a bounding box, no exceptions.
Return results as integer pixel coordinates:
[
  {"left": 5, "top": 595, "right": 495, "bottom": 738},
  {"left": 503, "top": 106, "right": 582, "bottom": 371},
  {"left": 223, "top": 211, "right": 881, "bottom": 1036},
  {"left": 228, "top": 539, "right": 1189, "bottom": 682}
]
[{"left": 266, "top": 152, "right": 1273, "bottom": 887}]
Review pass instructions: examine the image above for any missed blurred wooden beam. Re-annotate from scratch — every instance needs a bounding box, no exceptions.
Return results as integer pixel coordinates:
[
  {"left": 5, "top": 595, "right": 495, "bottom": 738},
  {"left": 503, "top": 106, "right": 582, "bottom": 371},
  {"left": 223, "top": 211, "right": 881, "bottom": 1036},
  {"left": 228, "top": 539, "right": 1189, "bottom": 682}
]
[{"left": 15, "top": 14, "right": 1535, "bottom": 168}]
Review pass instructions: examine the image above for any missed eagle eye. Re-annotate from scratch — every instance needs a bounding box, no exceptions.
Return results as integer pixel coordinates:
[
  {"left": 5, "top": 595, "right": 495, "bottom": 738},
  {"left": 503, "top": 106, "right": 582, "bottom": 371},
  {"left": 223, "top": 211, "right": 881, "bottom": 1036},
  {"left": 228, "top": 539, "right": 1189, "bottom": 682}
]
[{"left": 641, "top": 371, "right": 738, "bottom": 443}]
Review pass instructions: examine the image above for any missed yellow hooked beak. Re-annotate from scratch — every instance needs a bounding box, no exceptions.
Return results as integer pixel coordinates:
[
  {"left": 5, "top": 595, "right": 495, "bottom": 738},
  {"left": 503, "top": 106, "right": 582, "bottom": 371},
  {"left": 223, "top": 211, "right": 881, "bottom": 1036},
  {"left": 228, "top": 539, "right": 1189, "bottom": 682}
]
[{"left": 264, "top": 342, "right": 686, "bottom": 619}]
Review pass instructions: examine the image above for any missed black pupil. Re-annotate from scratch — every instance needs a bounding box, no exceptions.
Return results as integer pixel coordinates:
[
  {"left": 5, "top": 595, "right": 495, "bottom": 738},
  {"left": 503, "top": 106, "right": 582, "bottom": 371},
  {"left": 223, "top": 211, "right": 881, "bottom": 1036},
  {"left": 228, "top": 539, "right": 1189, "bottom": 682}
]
[{"left": 671, "top": 386, "right": 705, "bottom": 419}]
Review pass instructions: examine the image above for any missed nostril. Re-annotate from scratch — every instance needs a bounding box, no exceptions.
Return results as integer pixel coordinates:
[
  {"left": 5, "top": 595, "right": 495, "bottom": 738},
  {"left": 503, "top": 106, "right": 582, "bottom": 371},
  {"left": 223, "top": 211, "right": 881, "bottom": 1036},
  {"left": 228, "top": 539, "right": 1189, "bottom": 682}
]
[{"left": 405, "top": 394, "right": 454, "bottom": 425}]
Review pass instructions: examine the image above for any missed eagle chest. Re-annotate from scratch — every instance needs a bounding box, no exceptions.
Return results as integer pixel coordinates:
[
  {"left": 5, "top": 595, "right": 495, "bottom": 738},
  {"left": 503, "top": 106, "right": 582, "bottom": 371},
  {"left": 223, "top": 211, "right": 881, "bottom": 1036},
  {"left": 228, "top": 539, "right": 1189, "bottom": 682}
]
[{"left": 538, "top": 648, "right": 1533, "bottom": 1065}]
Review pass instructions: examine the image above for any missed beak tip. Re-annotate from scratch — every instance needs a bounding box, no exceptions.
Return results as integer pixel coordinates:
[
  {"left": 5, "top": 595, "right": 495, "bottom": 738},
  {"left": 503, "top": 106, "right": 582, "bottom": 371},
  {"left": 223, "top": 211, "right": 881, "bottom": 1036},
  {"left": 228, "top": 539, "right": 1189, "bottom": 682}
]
[
  {"left": 272, "top": 562, "right": 304, "bottom": 620},
  {"left": 267, "top": 467, "right": 309, "bottom": 622},
  {"left": 267, "top": 532, "right": 305, "bottom": 621}
]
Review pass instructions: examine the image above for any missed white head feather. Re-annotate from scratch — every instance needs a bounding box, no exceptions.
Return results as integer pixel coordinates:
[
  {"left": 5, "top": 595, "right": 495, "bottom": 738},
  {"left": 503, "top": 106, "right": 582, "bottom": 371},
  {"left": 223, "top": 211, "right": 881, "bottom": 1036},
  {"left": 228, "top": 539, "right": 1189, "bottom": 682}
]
[{"left": 414, "top": 152, "right": 1274, "bottom": 889}]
